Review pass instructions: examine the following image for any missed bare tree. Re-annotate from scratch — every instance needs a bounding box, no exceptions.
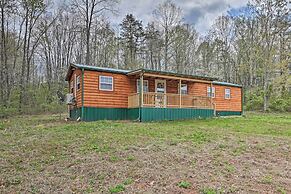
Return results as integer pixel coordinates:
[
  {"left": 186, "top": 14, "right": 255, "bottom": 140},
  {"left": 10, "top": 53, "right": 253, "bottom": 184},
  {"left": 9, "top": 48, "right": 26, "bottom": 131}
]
[
  {"left": 253, "top": 0, "right": 290, "bottom": 111},
  {"left": 153, "top": 0, "right": 182, "bottom": 71},
  {"left": 71, "top": 0, "right": 117, "bottom": 65}
]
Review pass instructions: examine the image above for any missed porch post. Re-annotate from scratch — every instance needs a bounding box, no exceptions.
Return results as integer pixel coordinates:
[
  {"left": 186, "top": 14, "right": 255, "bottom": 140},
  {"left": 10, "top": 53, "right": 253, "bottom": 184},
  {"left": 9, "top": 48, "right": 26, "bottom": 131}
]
[
  {"left": 179, "top": 79, "right": 182, "bottom": 108},
  {"left": 81, "top": 68, "right": 84, "bottom": 120},
  {"left": 140, "top": 74, "right": 144, "bottom": 107},
  {"left": 210, "top": 82, "right": 214, "bottom": 114}
]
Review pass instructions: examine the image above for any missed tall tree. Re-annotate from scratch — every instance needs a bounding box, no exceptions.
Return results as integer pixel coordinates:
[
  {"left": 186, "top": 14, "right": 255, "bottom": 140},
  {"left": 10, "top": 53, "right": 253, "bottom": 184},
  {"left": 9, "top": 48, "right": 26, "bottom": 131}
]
[
  {"left": 19, "top": 0, "right": 47, "bottom": 111},
  {"left": 153, "top": 0, "right": 182, "bottom": 71},
  {"left": 253, "top": 0, "right": 290, "bottom": 111},
  {"left": 172, "top": 24, "right": 199, "bottom": 74},
  {"left": 210, "top": 16, "right": 236, "bottom": 82},
  {"left": 0, "top": 0, "right": 16, "bottom": 106},
  {"left": 72, "top": 0, "right": 117, "bottom": 65},
  {"left": 120, "top": 14, "right": 144, "bottom": 69},
  {"left": 144, "top": 22, "right": 162, "bottom": 70}
]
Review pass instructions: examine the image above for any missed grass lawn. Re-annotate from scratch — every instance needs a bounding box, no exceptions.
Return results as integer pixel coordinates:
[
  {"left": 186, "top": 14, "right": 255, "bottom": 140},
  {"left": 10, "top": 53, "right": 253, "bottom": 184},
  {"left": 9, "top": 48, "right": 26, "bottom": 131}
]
[{"left": 0, "top": 112, "right": 290, "bottom": 193}]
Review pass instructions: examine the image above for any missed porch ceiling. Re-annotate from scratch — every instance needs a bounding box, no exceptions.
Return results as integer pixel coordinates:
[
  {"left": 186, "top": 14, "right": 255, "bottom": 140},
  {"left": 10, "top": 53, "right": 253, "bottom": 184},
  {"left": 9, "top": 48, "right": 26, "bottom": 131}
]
[{"left": 127, "top": 69, "right": 215, "bottom": 83}]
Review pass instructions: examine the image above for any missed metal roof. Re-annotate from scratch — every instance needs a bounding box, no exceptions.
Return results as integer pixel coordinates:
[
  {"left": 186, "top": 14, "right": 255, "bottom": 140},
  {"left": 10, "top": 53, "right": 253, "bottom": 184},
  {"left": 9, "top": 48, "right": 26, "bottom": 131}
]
[
  {"left": 72, "top": 64, "right": 130, "bottom": 74},
  {"left": 65, "top": 63, "right": 130, "bottom": 81},
  {"left": 213, "top": 81, "right": 242, "bottom": 88},
  {"left": 65, "top": 63, "right": 242, "bottom": 87},
  {"left": 127, "top": 68, "right": 216, "bottom": 81}
]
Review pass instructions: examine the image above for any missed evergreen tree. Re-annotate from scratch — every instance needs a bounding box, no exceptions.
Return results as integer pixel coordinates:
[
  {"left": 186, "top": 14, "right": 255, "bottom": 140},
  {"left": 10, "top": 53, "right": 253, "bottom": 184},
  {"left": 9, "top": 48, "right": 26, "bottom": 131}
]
[{"left": 120, "top": 14, "right": 144, "bottom": 69}]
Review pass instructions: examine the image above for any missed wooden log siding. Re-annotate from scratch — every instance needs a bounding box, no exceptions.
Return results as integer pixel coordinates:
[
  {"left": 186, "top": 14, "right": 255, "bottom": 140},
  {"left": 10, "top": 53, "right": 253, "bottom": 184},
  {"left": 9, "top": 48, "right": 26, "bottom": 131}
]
[
  {"left": 69, "top": 70, "right": 241, "bottom": 112},
  {"left": 69, "top": 69, "right": 82, "bottom": 108},
  {"left": 83, "top": 70, "right": 131, "bottom": 108},
  {"left": 189, "top": 82, "right": 242, "bottom": 112},
  {"left": 213, "top": 84, "right": 242, "bottom": 112}
]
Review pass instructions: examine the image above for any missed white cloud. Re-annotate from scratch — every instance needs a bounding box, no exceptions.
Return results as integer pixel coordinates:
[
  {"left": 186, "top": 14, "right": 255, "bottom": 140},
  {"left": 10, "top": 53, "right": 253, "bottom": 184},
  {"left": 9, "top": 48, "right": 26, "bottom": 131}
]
[{"left": 109, "top": 0, "right": 248, "bottom": 34}]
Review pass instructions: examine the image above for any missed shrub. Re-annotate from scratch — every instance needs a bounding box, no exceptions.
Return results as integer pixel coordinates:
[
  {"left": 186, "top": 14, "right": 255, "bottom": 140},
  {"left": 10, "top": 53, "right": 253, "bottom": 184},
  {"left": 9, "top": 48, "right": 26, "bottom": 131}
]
[
  {"left": 0, "top": 106, "right": 18, "bottom": 118},
  {"left": 109, "top": 184, "right": 125, "bottom": 193},
  {"left": 269, "top": 95, "right": 291, "bottom": 112},
  {"left": 245, "top": 89, "right": 264, "bottom": 111},
  {"left": 177, "top": 181, "right": 191, "bottom": 189}
]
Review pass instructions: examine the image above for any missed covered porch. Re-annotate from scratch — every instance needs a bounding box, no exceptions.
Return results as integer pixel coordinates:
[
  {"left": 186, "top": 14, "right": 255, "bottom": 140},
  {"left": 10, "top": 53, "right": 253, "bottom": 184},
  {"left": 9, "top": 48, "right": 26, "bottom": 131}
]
[
  {"left": 127, "top": 69, "right": 215, "bottom": 111},
  {"left": 128, "top": 93, "right": 213, "bottom": 109}
]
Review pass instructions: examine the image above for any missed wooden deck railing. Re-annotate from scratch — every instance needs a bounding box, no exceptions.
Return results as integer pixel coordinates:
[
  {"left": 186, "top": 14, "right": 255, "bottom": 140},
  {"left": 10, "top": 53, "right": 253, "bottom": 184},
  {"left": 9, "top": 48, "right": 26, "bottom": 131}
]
[
  {"left": 128, "top": 92, "right": 213, "bottom": 109},
  {"left": 128, "top": 93, "right": 140, "bottom": 108}
]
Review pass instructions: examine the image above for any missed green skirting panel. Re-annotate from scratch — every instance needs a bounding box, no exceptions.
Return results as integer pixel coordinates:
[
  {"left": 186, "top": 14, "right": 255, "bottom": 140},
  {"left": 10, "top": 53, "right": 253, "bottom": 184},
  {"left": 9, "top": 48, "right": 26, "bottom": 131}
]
[
  {"left": 70, "top": 108, "right": 81, "bottom": 120},
  {"left": 140, "top": 107, "right": 214, "bottom": 122},
  {"left": 70, "top": 107, "right": 128, "bottom": 121},
  {"left": 216, "top": 111, "right": 242, "bottom": 116},
  {"left": 70, "top": 107, "right": 219, "bottom": 122},
  {"left": 83, "top": 107, "right": 128, "bottom": 121},
  {"left": 127, "top": 108, "right": 140, "bottom": 120}
]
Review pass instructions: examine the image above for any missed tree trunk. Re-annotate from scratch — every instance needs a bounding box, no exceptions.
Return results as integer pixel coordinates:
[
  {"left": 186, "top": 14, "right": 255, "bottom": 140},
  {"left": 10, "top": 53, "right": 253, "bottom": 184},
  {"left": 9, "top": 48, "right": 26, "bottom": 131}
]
[
  {"left": 1, "top": 2, "right": 8, "bottom": 106},
  {"left": 19, "top": 10, "right": 29, "bottom": 112}
]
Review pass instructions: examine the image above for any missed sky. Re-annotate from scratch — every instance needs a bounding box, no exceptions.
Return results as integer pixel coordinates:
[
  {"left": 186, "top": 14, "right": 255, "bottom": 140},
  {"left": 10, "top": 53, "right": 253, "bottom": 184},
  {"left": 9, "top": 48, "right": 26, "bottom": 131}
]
[
  {"left": 111, "top": 0, "right": 249, "bottom": 35},
  {"left": 55, "top": 0, "right": 250, "bottom": 35}
]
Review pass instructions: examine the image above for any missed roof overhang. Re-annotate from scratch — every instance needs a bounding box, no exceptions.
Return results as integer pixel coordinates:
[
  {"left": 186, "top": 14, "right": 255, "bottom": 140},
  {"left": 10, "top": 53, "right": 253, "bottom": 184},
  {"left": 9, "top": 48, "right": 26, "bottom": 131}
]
[
  {"left": 127, "top": 69, "right": 216, "bottom": 83},
  {"left": 65, "top": 63, "right": 76, "bottom": 81},
  {"left": 65, "top": 64, "right": 242, "bottom": 88},
  {"left": 213, "top": 81, "right": 242, "bottom": 88},
  {"left": 65, "top": 63, "right": 130, "bottom": 81}
]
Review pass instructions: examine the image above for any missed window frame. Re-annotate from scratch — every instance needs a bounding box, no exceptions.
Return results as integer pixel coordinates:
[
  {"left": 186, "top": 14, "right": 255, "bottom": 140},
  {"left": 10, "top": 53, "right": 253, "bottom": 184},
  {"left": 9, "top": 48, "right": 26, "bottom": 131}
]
[
  {"left": 136, "top": 79, "right": 149, "bottom": 93},
  {"left": 76, "top": 76, "right": 80, "bottom": 90},
  {"left": 99, "top": 76, "right": 114, "bottom": 91},
  {"left": 207, "top": 86, "right": 215, "bottom": 98},
  {"left": 225, "top": 88, "right": 231, "bottom": 99},
  {"left": 179, "top": 83, "right": 188, "bottom": 95}
]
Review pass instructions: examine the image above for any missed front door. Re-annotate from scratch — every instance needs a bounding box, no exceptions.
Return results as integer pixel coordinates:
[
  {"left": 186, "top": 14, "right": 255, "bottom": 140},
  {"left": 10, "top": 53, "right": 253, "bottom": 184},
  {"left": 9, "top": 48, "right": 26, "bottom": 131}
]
[{"left": 155, "top": 80, "right": 166, "bottom": 107}]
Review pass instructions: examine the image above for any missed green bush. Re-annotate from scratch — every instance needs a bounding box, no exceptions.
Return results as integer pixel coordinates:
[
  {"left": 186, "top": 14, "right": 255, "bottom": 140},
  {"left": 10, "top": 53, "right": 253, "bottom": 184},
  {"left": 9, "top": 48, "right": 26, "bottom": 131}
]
[
  {"left": 0, "top": 83, "right": 67, "bottom": 118},
  {"left": 245, "top": 88, "right": 291, "bottom": 112},
  {"left": 269, "top": 95, "right": 291, "bottom": 112},
  {"left": 0, "top": 106, "right": 18, "bottom": 118},
  {"left": 245, "top": 89, "right": 264, "bottom": 111}
]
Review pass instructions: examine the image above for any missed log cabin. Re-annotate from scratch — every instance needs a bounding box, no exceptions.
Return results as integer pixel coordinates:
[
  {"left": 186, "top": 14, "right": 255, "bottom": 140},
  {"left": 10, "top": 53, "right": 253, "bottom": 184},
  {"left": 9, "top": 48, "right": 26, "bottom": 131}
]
[{"left": 65, "top": 63, "right": 243, "bottom": 121}]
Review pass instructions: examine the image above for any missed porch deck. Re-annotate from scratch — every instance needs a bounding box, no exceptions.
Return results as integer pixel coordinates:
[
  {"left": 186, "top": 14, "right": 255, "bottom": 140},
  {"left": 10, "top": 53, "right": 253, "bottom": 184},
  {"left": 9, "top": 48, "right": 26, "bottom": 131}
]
[{"left": 128, "top": 92, "right": 213, "bottom": 109}]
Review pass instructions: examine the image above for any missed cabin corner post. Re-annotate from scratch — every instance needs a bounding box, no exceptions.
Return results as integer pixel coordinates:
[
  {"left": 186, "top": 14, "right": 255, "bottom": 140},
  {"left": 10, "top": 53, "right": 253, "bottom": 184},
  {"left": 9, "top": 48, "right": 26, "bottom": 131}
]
[
  {"left": 210, "top": 82, "right": 215, "bottom": 116},
  {"left": 138, "top": 72, "right": 144, "bottom": 122},
  {"left": 241, "top": 86, "right": 244, "bottom": 115},
  {"left": 140, "top": 73, "right": 144, "bottom": 108},
  {"left": 179, "top": 79, "right": 182, "bottom": 108},
  {"left": 81, "top": 68, "right": 84, "bottom": 120},
  {"left": 68, "top": 81, "right": 70, "bottom": 118}
]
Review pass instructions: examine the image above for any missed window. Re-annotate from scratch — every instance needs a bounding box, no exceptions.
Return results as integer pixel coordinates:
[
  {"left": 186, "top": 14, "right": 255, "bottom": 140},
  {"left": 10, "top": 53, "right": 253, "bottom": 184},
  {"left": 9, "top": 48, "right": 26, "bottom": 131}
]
[
  {"left": 207, "top": 86, "right": 215, "bottom": 98},
  {"left": 70, "top": 81, "right": 74, "bottom": 93},
  {"left": 225, "top": 88, "right": 231, "bottom": 99},
  {"left": 137, "top": 80, "right": 149, "bottom": 93},
  {"left": 76, "top": 76, "right": 80, "bottom": 90},
  {"left": 99, "top": 76, "right": 113, "bottom": 91},
  {"left": 179, "top": 84, "right": 187, "bottom": 94}
]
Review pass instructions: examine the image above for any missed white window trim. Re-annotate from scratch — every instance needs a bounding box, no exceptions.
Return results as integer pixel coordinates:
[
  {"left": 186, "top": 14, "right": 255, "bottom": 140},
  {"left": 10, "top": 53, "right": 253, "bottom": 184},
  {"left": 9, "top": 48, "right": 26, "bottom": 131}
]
[
  {"left": 225, "top": 88, "right": 231, "bottom": 99},
  {"left": 179, "top": 83, "right": 188, "bottom": 95},
  {"left": 155, "top": 79, "right": 166, "bottom": 94},
  {"left": 136, "top": 79, "right": 149, "bottom": 93},
  {"left": 76, "top": 76, "right": 80, "bottom": 90},
  {"left": 207, "top": 86, "right": 215, "bottom": 98},
  {"left": 99, "top": 76, "right": 114, "bottom": 91}
]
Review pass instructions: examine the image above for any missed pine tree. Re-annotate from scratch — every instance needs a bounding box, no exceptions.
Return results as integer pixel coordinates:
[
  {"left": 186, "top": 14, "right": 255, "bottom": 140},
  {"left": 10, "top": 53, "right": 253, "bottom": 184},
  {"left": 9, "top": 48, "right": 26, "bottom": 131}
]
[{"left": 120, "top": 14, "right": 144, "bottom": 69}]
